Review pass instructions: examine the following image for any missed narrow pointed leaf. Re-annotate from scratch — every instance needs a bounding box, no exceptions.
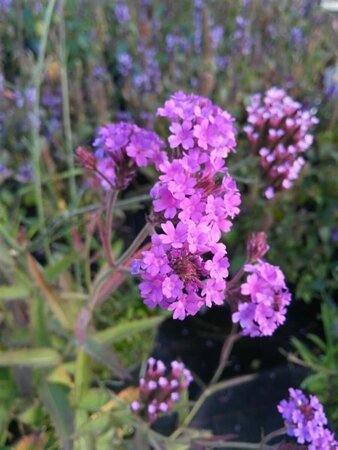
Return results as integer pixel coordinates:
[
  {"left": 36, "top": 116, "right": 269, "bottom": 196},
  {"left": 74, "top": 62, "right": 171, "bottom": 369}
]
[
  {"left": 40, "top": 383, "right": 73, "bottom": 450},
  {"left": 0, "top": 285, "right": 30, "bottom": 300},
  {"left": 26, "top": 254, "right": 72, "bottom": 330},
  {"left": 82, "top": 338, "right": 130, "bottom": 380},
  {"left": 93, "top": 316, "right": 165, "bottom": 345},
  {"left": 0, "top": 348, "right": 61, "bottom": 367}
]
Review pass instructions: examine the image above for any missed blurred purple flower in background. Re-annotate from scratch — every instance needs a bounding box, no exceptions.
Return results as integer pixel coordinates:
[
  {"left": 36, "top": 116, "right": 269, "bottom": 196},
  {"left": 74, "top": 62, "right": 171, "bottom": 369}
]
[
  {"left": 131, "top": 358, "right": 192, "bottom": 422},
  {"left": 245, "top": 87, "right": 318, "bottom": 198},
  {"left": 114, "top": 0, "right": 130, "bottom": 25},
  {"left": 80, "top": 121, "right": 165, "bottom": 190},
  {"left": 15, "top": 162, "right": 34, "bottom": 184}
]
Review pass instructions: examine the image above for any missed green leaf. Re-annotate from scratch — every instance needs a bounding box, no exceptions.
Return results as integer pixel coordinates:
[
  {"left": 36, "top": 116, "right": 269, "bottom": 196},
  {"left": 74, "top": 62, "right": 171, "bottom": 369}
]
[
  {"left": 0, "top": 285, "right": 30, "bottom": 300},
  {"left": 0, "top": 348, "right": 61, "bottom": 367},
  {"left": 40, "top": 383, "right": 73, "bottom": 450},
  {"left": 45, "top": 253, "right": 79, "bottom": 280},
  {"left": 82, "top": 338, "right": 130, "bottom": 380},
  {"left": 0, "top": 369, "right": 17, "bottom": 444},
  {"left": 306, "top": 333, "right": 327, "bottom": 352},
  {"left": 93, "top": 316, "right": 165, "bottom": 345},
  {"left": 79, "top": 389, "right": 111, "bottom": 411},
  {"left": 27, "top": 254, "right": 72, "bottom": 330},
  {"left": 291, "top": 337, "right": 319, "bottom": 365}
]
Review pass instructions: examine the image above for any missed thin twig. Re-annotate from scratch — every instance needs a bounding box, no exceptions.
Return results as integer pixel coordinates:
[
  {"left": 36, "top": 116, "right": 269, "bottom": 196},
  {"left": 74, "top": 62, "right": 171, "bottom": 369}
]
[
  {"left": 105, "top": 190, "right": 118, "bottom": 267},
  {"left": 116, "top": 223, "right": 150, "bottom": 266},
  {"left": 260, "top": 427, "right": 287, "bottom": 449},
  {"left": 209, "top": 327, "right": 240, "bottom": 385}
]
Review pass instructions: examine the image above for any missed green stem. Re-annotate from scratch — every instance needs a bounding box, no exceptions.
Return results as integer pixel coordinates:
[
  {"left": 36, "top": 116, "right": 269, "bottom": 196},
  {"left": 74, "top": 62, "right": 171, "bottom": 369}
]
[
  {"left": 74, "top": 350, "right": 90, "bottom": 406},
  {"left": 105, "top": 190, "right": 118, "bottom": 267},
  {"left": 31, "top": 0, "right": 57, "bottom": 260},
  {"left": 260, "top": 427, "right": 287, "bottom": 448},
  {"left": 59, "top": 0, "right": 77, "bottom": 206},
  {"left": 209, "top": 327, "right": 240, "bottom": 385},
  {"left": 116, "top": 223, "right": 150, "bottom": 266}
]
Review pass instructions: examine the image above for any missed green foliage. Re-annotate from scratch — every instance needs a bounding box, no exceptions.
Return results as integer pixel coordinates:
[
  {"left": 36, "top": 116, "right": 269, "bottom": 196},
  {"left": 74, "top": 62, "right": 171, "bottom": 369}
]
[
  {"left": 0, "top": 0, "right": 337, "bottom": 448},
  {"left": 291, "top": 303, "right": 338, "bottom": 428}
]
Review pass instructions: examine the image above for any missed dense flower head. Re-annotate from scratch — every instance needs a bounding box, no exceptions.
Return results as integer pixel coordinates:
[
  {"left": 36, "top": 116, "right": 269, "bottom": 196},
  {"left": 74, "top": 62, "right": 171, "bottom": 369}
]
[
  {"left": 157, "top": 91, "right": 237, "bottom": 167},
  {"left": 232, "top": 260, "right": 292, "bottom": 337},
  {"left": 278, "top": 388, "right": 338, "bottom": 450},
  {"left": 131, "top": 358, "right": 192, "bottom": 422},
  {"left": 91, "top": 122, "right": 166, "bottom": 189},
  {"left": 137, "top": 229, "right": 229, "bottom": 320},
  {"left": 135, "top": 93, "right": 241, "bottom": 320},
  {"left": 245, "top": 87, "right": 318, "bottom": 199}
]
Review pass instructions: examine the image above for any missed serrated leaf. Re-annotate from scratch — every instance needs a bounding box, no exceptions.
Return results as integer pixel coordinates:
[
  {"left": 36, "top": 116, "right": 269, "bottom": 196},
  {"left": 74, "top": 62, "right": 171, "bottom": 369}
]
[
  {"left": 0, "top": 348, "right": 61, "bottom": 367},
  {"left": 93, "top": 316, "right": 165, "bottom": 345},
  {"left": 40, "top": 383, "right": 74, "bottom": 450}
]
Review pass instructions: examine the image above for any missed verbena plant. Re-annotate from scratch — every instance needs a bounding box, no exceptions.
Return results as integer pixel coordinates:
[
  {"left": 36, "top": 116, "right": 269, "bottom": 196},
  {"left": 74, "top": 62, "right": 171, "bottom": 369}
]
[{"left": 0, "top": 1, "right": 337, "bottom": 449}]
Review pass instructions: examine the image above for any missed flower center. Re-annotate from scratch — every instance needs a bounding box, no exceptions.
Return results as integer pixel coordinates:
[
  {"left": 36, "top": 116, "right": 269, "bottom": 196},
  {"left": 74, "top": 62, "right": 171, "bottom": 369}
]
[{"left": 168, "top": 249, "right": 205, "bottom": 286}]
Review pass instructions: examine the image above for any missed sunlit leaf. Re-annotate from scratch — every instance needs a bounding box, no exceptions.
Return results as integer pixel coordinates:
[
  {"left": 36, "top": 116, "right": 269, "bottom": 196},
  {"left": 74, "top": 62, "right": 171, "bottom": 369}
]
[
  {"left": 93, "top": 316, "right": 165, "bottom": 345},
  {"left": 0, "top": 348, "right": 61, "bottom": 367}
]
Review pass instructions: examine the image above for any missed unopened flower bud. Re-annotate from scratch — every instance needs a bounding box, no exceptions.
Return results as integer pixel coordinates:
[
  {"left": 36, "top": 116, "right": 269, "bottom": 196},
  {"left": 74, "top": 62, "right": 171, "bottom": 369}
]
[
  {"left": 75, "top": 146, "right": 96, "bottom": 170},
  {"left": 247, "top": 232, "right": 269, "bottom": 262}
]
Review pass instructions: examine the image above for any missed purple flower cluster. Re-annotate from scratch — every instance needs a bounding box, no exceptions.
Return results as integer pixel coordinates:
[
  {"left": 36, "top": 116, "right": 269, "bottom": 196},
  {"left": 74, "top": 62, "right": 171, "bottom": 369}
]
[
  {"left": 158, "top": 91, "right": 236, "bottom": 162},
  {"left": 92, "top": 122, "right": 166, "bottom": 189},
  {"left": 232, "top": 260, "right": 291, "bottom": 337},
  {"left": 137, "top": 92, "right": 240, "bottom": 320},
  {"left": 278, "top": 388, "right": 337, "bottom": 450},
  {"left": 131, "top": 358, "right": 192, "bottom": 423},
  {"left": 245, "top": 87, "right": 319, "bottom": 199}
]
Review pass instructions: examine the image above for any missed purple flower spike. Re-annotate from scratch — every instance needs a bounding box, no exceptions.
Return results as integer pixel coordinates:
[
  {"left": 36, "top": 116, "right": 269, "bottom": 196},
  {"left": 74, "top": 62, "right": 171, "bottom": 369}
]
[{"left": 136, "top": 92, "right": 241, "bottom": 320}]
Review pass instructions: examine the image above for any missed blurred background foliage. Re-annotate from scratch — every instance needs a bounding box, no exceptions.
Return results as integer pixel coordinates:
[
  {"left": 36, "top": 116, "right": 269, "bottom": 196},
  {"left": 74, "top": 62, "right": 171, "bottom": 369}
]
[{"left": 0, "top": 0, "right": 337, "bottom": 448}]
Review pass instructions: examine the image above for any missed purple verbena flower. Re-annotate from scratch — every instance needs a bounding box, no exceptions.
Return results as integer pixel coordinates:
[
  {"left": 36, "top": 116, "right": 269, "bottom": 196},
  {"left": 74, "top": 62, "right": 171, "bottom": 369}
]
[
  {"left": 16, "top": 162, "right": 34, "bottom": 184},
  {"left": 91, "top": 122, "right": 166, "bottom": 190},
  {"left": 245, "top": 87, "right": 318, "bottom": 198},
  {"left": 136, "top": 93, "right": 241, "bottom": 320},
  {"left": 278, "top": 388, "right": 338, "bottom": 450},
  {"left": 232, "top": 260, "right": 291, "bottom": 337},
  {"left": 157, "top": 91, "right": 237, "bottom": 167}
]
